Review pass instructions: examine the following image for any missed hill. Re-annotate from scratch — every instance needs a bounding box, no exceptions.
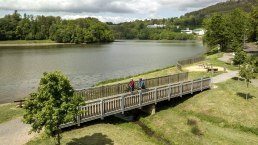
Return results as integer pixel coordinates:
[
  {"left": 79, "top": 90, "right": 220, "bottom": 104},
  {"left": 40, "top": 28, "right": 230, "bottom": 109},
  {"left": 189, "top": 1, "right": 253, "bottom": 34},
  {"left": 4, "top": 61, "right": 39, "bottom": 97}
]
[{"left": 184, "top": 0, "right": 258, "bottom": 26}]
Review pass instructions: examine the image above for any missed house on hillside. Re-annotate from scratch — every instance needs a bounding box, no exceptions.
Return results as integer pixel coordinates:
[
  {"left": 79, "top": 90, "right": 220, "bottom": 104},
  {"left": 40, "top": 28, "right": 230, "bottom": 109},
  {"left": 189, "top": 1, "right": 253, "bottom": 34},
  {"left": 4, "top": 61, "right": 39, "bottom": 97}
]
[
  {"left": 147, "top": 24, "right": 166, "bottom": 28},
  {"left": 193, "top": 28, "right": 205, "bottom": 36},
  {"left": 181, "top": 28, "right": 192, "bottom": 34}
]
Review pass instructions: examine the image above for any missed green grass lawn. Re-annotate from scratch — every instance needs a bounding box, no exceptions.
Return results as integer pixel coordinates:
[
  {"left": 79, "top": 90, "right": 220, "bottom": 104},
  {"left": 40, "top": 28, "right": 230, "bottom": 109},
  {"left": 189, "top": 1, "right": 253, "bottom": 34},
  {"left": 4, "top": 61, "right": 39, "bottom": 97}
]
[
  {"left": 0, "top": 40, "right": 55, "bottom": 44},
  {"left": 0, "top": 103, "right": 24, "bottom": 124},
  {"left": 26, "top": 122, "right": 159, "bottom": 145},
  {"left": 140, "top": 79, "right": 258, "bottom": 145}
]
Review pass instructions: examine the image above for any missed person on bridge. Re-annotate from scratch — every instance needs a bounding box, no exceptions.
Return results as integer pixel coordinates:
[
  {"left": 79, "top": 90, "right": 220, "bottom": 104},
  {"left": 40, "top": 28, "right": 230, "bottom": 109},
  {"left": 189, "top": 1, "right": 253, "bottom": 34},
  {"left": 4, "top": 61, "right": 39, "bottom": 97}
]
[
  {"left": 128, "top": 79, "right": 135, "bottom": 94},
  {"left": 139, "top": 78, "right": 145, "bottom": 89}
]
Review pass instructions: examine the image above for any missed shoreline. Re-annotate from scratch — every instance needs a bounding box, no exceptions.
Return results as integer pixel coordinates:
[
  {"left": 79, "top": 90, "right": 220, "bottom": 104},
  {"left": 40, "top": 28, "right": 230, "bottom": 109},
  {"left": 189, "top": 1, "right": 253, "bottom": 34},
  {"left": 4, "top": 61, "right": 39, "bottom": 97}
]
[{"left": 0, "top": 43, "right": 67, "bottom": 47}]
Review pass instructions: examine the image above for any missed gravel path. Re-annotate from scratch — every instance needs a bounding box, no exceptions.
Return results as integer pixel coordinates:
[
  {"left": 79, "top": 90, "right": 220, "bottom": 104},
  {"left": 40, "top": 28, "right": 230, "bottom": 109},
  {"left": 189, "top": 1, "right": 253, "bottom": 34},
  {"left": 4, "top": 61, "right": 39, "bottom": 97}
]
[
  {"left": 212, "top": 71, "right": 238, "bottom": 84},
  {"left": 218, "top": 53, "right": 234, "bottom": 63},
  {"left": 251, "top": 79, "right": 258, "bottom": 87},
  {"left": 0, "top": 117, "right": 37, "bottom": 145}
]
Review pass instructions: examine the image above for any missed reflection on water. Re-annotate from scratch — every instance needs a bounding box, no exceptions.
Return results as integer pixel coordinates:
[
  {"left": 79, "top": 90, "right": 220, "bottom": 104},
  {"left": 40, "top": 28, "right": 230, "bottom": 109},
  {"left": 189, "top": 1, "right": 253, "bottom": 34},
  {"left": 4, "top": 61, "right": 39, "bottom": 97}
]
[{"left": 0, "top": 40, "right": 205, "bottom": 103}]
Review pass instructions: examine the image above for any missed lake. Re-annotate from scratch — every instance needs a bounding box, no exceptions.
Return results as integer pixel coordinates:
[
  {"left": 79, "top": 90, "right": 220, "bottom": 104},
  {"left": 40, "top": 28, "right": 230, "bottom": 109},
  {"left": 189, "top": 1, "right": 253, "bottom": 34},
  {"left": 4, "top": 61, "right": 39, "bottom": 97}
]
[{"left": 0, "top": 40, "right": 205, "bottom": 103}]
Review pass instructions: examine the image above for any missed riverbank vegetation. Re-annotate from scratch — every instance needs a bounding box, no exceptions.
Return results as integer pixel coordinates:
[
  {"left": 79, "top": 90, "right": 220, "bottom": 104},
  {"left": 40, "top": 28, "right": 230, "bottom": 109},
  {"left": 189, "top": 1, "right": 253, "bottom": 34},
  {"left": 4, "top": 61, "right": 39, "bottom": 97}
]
[
  {"left": 0, "top": 40, "right": 55, "bottom": 44},
  {"left": 0, "top": 11, "right": 114, "bottom": 43},
  {"left": 204, "top": 6, "right": 258, "bottom": 52}
]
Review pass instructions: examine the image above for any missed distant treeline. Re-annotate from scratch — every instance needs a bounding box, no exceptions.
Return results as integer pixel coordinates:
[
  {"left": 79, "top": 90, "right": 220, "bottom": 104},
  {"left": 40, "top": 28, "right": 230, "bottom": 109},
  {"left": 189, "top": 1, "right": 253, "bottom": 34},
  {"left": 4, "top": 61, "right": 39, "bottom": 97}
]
[
  {"left": 111, "top": 22, "right": 195, "bottom": 40},
  {"left": 0, "top": 11, "right": 114, "bottom": 43}
]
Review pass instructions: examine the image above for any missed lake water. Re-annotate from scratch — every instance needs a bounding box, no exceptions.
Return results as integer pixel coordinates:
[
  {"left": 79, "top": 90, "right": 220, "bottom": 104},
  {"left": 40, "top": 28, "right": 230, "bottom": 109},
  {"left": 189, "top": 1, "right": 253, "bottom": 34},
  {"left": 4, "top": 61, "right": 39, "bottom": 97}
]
[{"left": 0, "top": 40, "right": 205, "bottom": 103}]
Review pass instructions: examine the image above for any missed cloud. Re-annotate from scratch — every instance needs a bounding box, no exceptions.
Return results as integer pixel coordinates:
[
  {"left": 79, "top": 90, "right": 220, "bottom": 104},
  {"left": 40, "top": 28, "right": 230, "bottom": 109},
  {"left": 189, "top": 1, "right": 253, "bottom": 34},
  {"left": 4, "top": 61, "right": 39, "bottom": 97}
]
[
  {"left": 0, "top": 0, "right": 225, "bottom": 14},
  {"left": 63, "top": 14, "right": 137, "bottom": 23}
]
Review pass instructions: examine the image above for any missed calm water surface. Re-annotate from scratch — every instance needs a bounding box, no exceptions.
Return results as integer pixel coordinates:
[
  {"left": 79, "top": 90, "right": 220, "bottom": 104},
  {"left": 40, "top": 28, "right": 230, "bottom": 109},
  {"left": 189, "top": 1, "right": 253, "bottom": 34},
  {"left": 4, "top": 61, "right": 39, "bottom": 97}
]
[{"left": 0, "top": 40, "right": 205, "bottom": 103}]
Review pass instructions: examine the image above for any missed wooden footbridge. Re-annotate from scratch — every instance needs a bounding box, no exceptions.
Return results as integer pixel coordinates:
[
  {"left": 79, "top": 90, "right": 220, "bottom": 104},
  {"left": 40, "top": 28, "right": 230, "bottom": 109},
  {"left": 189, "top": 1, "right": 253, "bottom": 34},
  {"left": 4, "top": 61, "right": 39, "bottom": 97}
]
[{"left": 60, "top": 73, "right": 211, "bottom": 128}]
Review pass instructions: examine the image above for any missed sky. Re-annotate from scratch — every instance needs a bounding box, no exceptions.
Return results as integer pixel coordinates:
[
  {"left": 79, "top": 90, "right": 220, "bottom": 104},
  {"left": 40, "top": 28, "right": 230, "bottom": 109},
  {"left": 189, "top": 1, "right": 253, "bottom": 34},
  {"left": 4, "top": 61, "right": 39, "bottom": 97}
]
[{"left": 0, "top": 0, "right": 226, "bottom": 23}]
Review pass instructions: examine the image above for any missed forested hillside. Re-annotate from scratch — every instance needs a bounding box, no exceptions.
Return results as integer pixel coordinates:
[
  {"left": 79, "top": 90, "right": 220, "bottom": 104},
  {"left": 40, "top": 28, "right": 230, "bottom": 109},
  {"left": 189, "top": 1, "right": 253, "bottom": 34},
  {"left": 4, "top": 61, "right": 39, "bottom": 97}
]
[
  {"left": 0, "top": 11, "right": 114, "bottom": 43},
  {"left": 184, "top": 0, "right": 258, "bottom": 27}
]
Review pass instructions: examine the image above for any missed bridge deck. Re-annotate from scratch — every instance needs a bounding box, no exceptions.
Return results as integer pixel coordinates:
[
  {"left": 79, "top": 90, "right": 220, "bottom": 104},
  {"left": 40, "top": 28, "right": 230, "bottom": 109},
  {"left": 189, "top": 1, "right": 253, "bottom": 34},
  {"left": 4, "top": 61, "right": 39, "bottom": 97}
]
[{"left": 60, "top": 77, "right": 211, "bottom": 128}]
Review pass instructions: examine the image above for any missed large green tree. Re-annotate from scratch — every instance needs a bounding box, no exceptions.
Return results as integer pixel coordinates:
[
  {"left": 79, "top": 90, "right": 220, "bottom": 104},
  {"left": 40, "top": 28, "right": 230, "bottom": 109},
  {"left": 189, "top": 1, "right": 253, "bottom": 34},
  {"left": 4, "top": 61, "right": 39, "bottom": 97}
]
[
  {"left": 23, "top": 71, "right": 84, "bottom": 145},
  {"left": 204, "top": 9, "right": 252, "bottom": 51}
]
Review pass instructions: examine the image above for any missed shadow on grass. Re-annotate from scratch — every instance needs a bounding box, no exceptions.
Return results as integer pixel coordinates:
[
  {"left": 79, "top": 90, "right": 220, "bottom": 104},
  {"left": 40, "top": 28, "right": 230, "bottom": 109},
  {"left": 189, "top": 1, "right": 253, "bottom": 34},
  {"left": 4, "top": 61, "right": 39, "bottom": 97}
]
[
  {"left": 67, "top": 133, "right": 114, "bottom": 145},
  {"left": 237, "top": 92, "right": 255, "bottom": 100},
  {"left": 232, "top": 77, "right": 245, "bottom": 81}
]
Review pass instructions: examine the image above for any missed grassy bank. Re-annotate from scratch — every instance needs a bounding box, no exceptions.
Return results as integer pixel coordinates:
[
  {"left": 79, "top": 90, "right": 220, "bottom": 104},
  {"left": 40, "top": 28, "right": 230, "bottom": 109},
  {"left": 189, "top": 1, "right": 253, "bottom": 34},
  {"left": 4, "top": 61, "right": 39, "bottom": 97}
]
[
  {"left": 96, "top": 65, "right": 180, "bottom": 86},
  {"left": 0, "top": 40, "right": 56, "bottom": 44},
  {"left": 0, "top": 103, "right": 24, "bottom": 124},
  {"left": 140, "top": 78, "right": 258, "bottom": 145},
  {"left": 97, "top": 52, "right": 232, "bottom": 86}
]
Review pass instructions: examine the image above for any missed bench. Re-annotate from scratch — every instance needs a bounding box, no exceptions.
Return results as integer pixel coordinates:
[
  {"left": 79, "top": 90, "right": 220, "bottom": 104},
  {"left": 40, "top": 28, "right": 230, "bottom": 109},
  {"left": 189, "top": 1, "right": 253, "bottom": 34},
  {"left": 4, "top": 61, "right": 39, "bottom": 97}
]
[
  {"left": 14, "top": 98, "right": 33, "bottom": 108},
  {"left": 207, "top": 68, "right": 218, "bottom": 72},
  {"left": 14, "top": 100, "right": 26, "bottom": 108}
]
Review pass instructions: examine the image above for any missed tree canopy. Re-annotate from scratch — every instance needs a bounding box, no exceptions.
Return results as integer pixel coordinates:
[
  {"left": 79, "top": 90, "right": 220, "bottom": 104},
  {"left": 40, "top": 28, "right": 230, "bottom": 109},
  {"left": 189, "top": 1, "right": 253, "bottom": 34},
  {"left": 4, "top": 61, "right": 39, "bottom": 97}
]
[
  {"left": 204, "top": 9, "right": 253, "bottom": 51},
  {"left": 0, "top": 11, "right": 114, "bottom": 43},
  {"left": 23, "top": 71, "right": 84, "bottom": 144}
]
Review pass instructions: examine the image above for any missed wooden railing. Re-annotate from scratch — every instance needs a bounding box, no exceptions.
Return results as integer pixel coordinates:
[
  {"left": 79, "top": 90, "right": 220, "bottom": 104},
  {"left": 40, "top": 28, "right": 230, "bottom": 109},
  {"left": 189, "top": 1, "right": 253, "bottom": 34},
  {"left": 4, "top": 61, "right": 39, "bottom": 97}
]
[
  {"left": 60, "top": 77, "right": 211, "bottom": 128},
  {"left": 75, "top": 72, "right": 189, "bottom": 101},
  {"left": 178, "top": 56, "right": 205, "bottom": 66}
]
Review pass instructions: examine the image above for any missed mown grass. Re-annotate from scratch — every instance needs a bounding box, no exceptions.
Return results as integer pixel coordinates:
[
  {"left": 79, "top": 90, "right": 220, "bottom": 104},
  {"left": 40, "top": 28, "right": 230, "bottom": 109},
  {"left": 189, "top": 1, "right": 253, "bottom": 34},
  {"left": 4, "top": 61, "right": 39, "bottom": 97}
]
[
  {"left": 139, "top": 78, "right": 258, "bottom": 145},
  {"left": 26, "top": 121, "right": 160, "bottom": 145},
  {"left": 0, "top": 40, "right": 55, "bottom": 44},
  {"left": 0, "top": 103, "right": 24, "bottom": 124}
]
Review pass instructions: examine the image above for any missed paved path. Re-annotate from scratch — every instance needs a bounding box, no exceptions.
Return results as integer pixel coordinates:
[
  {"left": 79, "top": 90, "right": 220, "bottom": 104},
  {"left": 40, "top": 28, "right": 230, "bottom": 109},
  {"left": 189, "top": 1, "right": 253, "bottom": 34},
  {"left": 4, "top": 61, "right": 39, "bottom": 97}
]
[
  {"left": 212, "top": 71, "right": 238, "bottom": 84},
  {"left": 251, "top": 79, "right": 258, "bottom": 87},
  {"left": 0, "top": 117, "right": 37, "bottom": 145},
  {"left": 218, "top": 53, "right": 234, "bottom": 63}
]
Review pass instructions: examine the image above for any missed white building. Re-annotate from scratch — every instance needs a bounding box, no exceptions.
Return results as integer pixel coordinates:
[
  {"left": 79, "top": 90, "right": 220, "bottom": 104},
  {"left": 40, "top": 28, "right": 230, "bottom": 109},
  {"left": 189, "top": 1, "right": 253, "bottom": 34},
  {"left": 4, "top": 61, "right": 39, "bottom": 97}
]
[
  {"left": 147, "top": 24, "right": 166, "bottom": 28},
  {"left": 193, "top": 28, "right": 205, "bottom": 35},
  {"left": 181, "top": 28, "right": 192, "bottom": 34}
]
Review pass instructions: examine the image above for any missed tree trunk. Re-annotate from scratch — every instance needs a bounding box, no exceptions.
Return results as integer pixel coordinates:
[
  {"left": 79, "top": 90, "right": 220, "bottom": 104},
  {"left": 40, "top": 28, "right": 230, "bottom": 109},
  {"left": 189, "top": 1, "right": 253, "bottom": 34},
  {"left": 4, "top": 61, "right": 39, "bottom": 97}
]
[{"left": 57, "top": 132, "right": 61, "bottom": 145}]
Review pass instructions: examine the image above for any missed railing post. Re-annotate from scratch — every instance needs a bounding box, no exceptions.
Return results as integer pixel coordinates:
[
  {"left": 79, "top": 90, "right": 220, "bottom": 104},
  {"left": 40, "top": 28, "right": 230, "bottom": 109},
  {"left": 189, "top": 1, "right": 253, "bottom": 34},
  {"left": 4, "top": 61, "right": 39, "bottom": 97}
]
[
  {"left": 100, "top": 99, "right": 104, "bottom": 120},
  {"left": 168, "top": 85, "right": 171, "bottom": 101},
  {"left": 77, "top": 106, "right": 81, "bottom": 127},
  {"left": 139, "top": 90, "right": 142, "bottom": 108},
  {"left": 201, "top": 77, "right": 203, "bottom": 91},
  {"left": 154, "top": 88, "right": 157, "bottom": 104},
  {"left": 117, "top": 83, "right": 120, "bottom": 94},
  {"left": 180, "top": 82, "right": 183, "bottom": 97},
  {"left": 121, "top": 95, "right": 125, "bottom": 114},
  {"left": 191, "top": 80, "right": 193, "bottom": 94}
]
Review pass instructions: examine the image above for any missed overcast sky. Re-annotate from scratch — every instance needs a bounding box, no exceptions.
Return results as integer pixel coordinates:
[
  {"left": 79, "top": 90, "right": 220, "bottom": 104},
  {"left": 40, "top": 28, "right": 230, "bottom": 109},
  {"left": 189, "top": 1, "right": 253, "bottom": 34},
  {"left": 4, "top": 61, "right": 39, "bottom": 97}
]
[{"left": 0, "top": 0, "right": 226, "bottom": 23}]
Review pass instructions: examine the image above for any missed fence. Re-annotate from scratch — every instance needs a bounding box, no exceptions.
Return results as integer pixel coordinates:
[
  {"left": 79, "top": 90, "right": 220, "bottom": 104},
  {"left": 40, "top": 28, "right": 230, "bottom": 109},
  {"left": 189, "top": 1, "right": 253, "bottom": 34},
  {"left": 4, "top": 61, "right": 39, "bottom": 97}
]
[
  {"left": 75, "top": 72, "right": 189, "bottom": 101},
  {"left": 60, "top": 77, "right": 211, "bottom": 128},
  {"left": 177, "top": 56, "right": 205, "bottom": 66}
]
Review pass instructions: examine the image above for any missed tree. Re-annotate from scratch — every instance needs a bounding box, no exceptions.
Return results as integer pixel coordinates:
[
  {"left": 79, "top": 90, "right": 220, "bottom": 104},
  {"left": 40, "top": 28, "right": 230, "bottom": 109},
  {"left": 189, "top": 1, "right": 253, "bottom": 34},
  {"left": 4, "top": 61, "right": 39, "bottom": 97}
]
[
  {"left": 239, "top": 58, "right": 256, "bottom": 100},
  {"left": 233, "top": 48, "right": 247, "bottom": 67},
  {"left": 23, "top": 71, "right": 84, "bottom": 145},
  {"left": 203, "top": 13, "right": 231, "bottom": 51}
]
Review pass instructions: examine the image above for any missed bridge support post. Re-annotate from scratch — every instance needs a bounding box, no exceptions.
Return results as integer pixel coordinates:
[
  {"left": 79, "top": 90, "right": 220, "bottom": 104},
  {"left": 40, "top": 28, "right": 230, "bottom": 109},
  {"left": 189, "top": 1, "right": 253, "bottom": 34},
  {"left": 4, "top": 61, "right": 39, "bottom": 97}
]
[
  {"left": 154, "top": 88, "right": 157, "bottom": 104},
  {"left": 201, "top": 77, "right": 203, "bottom": 91},
  {"left": 180, "top": 82, "right": 183, "bottom": 97},
  {"left": 168, "top": 85, "right": 171, "bottom": 101},
  {"left": 121, "top": 95, "right": 125, "bottom": 114},
  {"left": 139, "top": 90, "right": 142, "bottom": 108},
  {"left": 77, "top": 106, "right": 81, "bottom": 127},
  {"left": 191, "top": 80, "right": 193, "bottom": 94},
  {"left": 141, "top": 104, "right": 156, "bottom": 115},
  {"left": 100, "top": 99, "right": 104, "bottom": 120}
]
